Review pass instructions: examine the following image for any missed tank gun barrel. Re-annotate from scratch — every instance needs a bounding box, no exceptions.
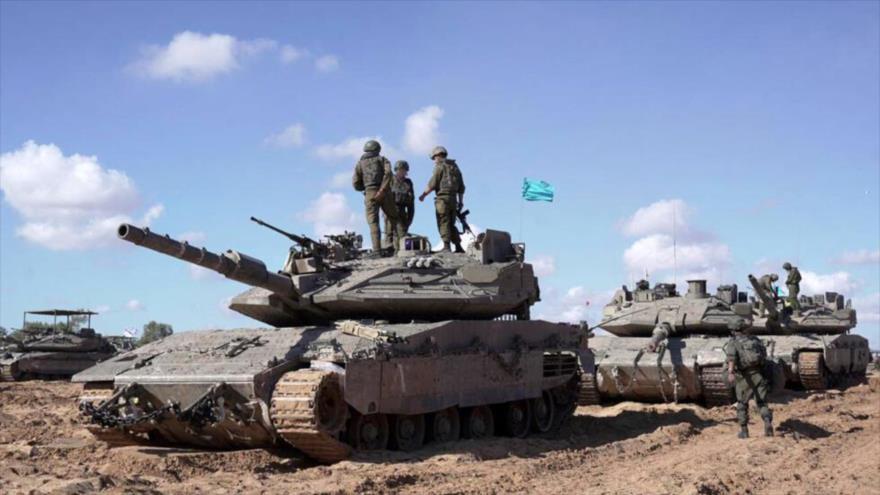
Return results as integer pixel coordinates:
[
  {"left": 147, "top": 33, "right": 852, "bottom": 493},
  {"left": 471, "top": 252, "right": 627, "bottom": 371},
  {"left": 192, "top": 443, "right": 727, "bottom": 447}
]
[{"left": 118, "top": 224, "right": 299, "bottom": 300}]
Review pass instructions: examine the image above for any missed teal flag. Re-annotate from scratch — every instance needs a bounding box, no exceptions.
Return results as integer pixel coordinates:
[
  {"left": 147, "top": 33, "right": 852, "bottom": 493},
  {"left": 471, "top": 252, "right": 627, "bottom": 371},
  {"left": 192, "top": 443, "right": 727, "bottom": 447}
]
[{"left": 522, "top": 178, "right": 555, "bottom": 202}]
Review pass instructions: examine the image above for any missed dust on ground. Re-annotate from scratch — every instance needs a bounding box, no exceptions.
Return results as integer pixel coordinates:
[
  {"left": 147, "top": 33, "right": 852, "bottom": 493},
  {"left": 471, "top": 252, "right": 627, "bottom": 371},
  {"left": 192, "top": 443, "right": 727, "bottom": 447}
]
[{"left": 2, "top": 376, "right": 879, "bottom": 495}]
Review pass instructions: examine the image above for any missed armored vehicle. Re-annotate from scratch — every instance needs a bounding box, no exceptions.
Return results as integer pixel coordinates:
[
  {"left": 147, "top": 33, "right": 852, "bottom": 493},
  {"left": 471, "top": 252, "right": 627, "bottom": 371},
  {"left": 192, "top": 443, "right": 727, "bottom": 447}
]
[
  {"left": 75, "top": 220, "right": 588, "bottom": 463},
  {"left": 1, "top": 310, "right": 117, "bottom": 381},
  {"left": 582, "top": 278, "right": 868, "bottom": 407}
]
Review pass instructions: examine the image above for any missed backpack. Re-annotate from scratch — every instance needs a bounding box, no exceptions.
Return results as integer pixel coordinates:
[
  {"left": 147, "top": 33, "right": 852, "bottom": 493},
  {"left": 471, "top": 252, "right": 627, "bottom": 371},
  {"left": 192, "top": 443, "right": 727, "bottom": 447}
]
[
  {"left": 439, "top": 160, "right": 462, "bottom": 194},
  {"left": 735, "top": 336, "right": 766, "bottom": 370}
]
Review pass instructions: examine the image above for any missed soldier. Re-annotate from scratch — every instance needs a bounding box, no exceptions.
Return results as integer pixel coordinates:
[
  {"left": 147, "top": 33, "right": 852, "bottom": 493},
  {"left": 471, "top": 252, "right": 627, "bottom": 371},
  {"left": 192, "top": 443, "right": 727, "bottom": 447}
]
[
  {"left": 782, "top": 262, "right": 802, "bottom": 316},
  {"left": 418, "top": 146, "right": 465, "bottom": 252},
  {"left": 352, "top": 140, "right": 405, "bottom": 255},
  {"left": 724, "top": 317, "right": 773, "bottom": 438},
  {"left": 383, "top": 160, "right": 415, "bottom": 249},
  {"left": 757, "top": 273, "right": 779, "bottom": 317}
]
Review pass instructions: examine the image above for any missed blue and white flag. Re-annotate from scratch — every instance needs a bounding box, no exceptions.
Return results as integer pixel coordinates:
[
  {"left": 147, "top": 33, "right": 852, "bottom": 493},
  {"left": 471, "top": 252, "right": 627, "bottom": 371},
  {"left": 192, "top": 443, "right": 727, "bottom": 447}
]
[{"left": 522, "top": 178, "right": 555, "bottom": 202}]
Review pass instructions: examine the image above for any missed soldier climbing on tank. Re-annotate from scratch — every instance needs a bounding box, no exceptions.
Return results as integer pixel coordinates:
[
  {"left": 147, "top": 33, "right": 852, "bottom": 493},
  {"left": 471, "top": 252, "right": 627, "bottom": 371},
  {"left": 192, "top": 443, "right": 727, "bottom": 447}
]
[
  {"left": 352, "top": 140, "right": 406, "bottom": 255},
  {"left": 418, "top": 146, "right": 465, "bottom": 253},
  {"left": 383, "top": 160, "right": 415, "bottom": 249},
  {"left": 783, "top": 262, "right": 802, "bottom": 316},
  {"left": 757, "top": 273, "right": 780, "bottom": 317},
  {"left": 724, "top": 317, "right": 773, "bottom": 438}
]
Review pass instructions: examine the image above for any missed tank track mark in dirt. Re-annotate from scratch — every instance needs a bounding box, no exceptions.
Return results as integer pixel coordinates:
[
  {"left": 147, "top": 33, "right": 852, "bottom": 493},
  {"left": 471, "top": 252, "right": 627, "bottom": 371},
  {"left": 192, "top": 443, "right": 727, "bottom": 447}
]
[
  {"left": 699, "top": 366, "right": 734, "bottom": 407},
  {"left": 798, "top": 352, "right": 828, "bottom": 390},
  {"left": 270, "top": 369, "right": 352, "bottom": 463},
  {"left": 577, "top": 372, "right": 601, "bottom": 406}
]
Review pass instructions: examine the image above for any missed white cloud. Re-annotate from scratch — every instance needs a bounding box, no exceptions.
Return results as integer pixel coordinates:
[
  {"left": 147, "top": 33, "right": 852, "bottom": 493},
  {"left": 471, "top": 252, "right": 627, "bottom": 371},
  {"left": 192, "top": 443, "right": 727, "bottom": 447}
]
[
  {"left": 800, "top": 270, "right": 858, "bottom": 295},
  {"left": 0, "top": 141, "right": 164, "bottom": 250},
  {"left": 314, "top": 136, "right": 399, "bottom": 162},
  {"left": 264, "top": 123, "right": 307, "bottom": 148},
  {"left": 329, "top": 171, "right": 351, "bottom": 189},
  {"left": 126, "top": 299, "right": 145, "bottom": 311},
  {"left": 315, "top": 54, "right": 340, "bottom": 72},
  {"left": 834, "top": 249, "right": 880, "bottom": 265},
  {"left": 531, "top": 255, "right": 556, "bottom": 278},
  {"left": 620, "top": 198, "right": 690, "bottom": 238},
  {"left": 299, "top": 192, "right": 358, "bottom": 238},
  {"left": 280, "top": 45, "right": 309, "bottom": 64},
  {"left": 403, "top": 105, "right": 444, "bottom": 155},
  {"left": 619, "top": 199, "right": 730, "bottom": 286},
  {"left": 131, "top": 31, "right": 278, "bottom": 83},
  {"left": 852, "top": 293, "right": 880, "bottom": 323}
]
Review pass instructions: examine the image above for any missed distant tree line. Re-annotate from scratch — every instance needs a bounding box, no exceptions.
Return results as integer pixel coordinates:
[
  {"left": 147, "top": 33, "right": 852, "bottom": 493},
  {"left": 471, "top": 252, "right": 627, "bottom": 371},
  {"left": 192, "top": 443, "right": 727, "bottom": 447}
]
[{"left": 138, "top": 321, "right": 174, "bottom": 346}]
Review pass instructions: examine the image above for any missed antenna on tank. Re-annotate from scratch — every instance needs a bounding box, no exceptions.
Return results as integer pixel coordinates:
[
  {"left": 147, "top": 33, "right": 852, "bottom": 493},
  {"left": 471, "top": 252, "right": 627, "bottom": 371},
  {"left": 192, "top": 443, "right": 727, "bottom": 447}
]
[{"left": 672, "top": 201, "right": 677, "bottom": 288}]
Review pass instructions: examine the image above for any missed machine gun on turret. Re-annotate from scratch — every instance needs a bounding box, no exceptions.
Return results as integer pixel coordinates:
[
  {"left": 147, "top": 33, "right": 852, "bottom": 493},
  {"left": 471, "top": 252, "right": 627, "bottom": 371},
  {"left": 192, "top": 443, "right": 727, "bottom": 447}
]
[{"left": 250, "top": 216, "right": 328, "bottom": 258}]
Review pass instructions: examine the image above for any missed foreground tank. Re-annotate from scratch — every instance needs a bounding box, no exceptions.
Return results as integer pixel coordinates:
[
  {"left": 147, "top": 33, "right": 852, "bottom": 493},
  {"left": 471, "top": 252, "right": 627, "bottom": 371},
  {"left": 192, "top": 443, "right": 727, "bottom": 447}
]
[
  {"left": 584, "top": 278, "right": 869, "bottom": 407},
  {"left": 1, "top": 310, "right": 117, "bottom": 381},
  {"left": 75, "top": 222, "right": 587, "bottom": 462}
]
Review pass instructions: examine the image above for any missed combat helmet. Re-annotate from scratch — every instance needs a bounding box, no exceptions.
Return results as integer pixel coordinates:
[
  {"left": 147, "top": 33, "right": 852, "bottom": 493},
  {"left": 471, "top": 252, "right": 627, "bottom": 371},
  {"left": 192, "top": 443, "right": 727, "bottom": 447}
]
[
  {"left": 770, "top": 274, "right": 779, "bottom": 281},
  {"left": 782, "top": 262, "right": 792, "bottom": 270},
  {"left": 727, "top": 317, "right": 747, "bottom": 333},
  {"left": 394, "top": 160, "right": 409, "bottom": 171},
  {"left": 364, "top": 140, "right": 381, "bottom": 153},
  {"left": 430, "top": 146, "right": 448, "bottom": 159}
]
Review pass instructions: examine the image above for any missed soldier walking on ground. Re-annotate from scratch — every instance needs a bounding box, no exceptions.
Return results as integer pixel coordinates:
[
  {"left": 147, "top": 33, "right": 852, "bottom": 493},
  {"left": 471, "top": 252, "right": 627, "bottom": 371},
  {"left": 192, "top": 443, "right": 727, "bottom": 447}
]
[
  {"left": 352, "top": 140, "right": 405, "bottom": 255},
  {"left": 783, "top": 262, "right": 802, "bottom": 316},
  {"left": 757, "top": 273, "right": 779, "bottom": 317},
  {"left": 383, "top": 160, "right": 415, "bottom": 248},
  {"left": 418, "top": 146, "right": 465, "bottom": 253},
  {"left": 724, "top": 317, "right": 774, "bottom": 439}
]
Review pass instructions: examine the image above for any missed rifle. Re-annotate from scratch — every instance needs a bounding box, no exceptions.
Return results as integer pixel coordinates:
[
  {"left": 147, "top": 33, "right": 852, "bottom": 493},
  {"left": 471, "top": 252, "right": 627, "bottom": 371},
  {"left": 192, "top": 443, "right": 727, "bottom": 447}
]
[
  {"left": 456, "top": 206, "right": 473, "bottom": 235},
  {"left": 250, "top": 216, "right": 326, "bottom": 256}
]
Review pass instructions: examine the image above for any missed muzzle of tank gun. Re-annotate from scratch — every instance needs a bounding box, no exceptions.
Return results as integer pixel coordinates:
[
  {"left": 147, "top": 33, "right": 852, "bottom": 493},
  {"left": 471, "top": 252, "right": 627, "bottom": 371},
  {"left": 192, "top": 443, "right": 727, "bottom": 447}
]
[{"left": 117, "top": 223, "right": 299, "bottom": 300}]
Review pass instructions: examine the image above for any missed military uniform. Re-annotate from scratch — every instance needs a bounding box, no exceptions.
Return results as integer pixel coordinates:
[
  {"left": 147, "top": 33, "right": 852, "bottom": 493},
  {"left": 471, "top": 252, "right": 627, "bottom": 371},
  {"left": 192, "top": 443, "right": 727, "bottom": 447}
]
[
  {"left": 784, "top": 263, "right": 802, "bottom": 314},
  {"left": 383, "top": 163, "right": 415, "bottom": 248},
  {"left": 724, "top": 319, "right": 773, "bottom": 438},
  {"left": 421, "top": 147, "right": 465, "bottom": 252},
  {"left": 757, "top": 273, "right": 779, "bottom": 317},
  {"left": 352, "top": 141, "right": 405, "bottom": 253}
]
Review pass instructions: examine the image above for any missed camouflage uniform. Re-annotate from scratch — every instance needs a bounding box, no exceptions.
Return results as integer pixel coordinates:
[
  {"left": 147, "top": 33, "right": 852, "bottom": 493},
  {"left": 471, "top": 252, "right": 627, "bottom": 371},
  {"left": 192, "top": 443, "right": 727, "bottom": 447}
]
[
  {"left": 352, "top": 143, "right": 405, "bottom": 253},
  {"left": 723, "top": 319, "right": 773, "bottom": 438},
  {"left": 424, "top": 154, "right": 465, "bottom": 250},
  {"left": 784, "top": 263, "right": 802, "bottom": 314},
  {"left": 383, "top": 169, "right": 415, "bottom": 248},
  {"left": 757, "top": 273, "right": 779, "bottom": 317}
]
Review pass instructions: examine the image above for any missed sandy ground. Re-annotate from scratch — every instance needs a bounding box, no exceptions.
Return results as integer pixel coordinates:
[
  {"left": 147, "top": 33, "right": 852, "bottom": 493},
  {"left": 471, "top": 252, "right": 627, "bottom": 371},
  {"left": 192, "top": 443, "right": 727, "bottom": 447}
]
[{"left": 1, "top": 377, "right": 879, "bottom": 495}]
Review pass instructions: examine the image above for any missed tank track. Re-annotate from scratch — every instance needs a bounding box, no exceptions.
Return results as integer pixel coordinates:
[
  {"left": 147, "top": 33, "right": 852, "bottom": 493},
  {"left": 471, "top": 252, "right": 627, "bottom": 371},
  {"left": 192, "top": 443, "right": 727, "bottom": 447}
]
[
  {"left": 577, "top": 372, "right": 601, "bottom": 405},
  {"left": 797, "top": 352, "right": 827, "bottom": 390},
  {"left": 270, "top": 369, "right": 352, "bottom": 463},
  {"left": 0, "top": 365, "right": 16, "bottom": 382},
  {"left": 78, "top": 383, "right": 143, "bottom": 447},
  {"left": 700, "top": 366, "right": 734, "bottom": 407}
]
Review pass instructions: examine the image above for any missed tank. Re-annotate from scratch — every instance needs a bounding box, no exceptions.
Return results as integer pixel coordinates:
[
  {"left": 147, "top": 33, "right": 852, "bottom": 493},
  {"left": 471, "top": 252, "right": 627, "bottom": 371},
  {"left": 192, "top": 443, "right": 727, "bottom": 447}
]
[
  {"left": 0, "top": 310, "right": 118, "bottom": 381},
  {"left": 582, "top": 277, "right": 869, "bottom": 407},
  {"left": 74, "top": 220, "right": 588, "bottom": 463}
]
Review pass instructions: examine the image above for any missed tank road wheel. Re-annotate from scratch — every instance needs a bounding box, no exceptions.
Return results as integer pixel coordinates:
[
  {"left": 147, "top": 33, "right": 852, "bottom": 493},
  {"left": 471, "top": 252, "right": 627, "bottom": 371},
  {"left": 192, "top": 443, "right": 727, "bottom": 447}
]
[
  {"left": 430, "top": 407, "right": 461, "bottom": 443},
  {"left": 531, "top": 390, "right": 556, "bottom": 433},
  {"left": 348, "top": 413, "right": 390, "bottom": 451},
  {"left": 501, "top": 400, "right": 532, "bottom": 438},
  {"left": 270, "top": 369, "right": 352, "bottom": 463},
  {"left": 390, "top": 414, "right": 426, "bottom": 452},
  {"left": 462, "top": 406, "right": 495, "bottom": 439},
  {"left": 798, "top": 352, "right": 828, "bottom": 390}
]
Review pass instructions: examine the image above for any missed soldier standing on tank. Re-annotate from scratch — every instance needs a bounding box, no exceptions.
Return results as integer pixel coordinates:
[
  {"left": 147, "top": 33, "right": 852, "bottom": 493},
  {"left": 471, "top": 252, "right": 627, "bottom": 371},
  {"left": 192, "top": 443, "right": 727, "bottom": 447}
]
[
  {"left": 352, "top": 140, "right": 405, "bottom": 255},
  {"left": 783, "top": 262, "right": 802, "bottom": 316},
  {"left": 383, "top": 160, "right": 415, "bottom": 249},
  {"left": 757, "top": 273, "right": 780, "bottom": 317},
  {"left": 724, "top": 317, "right": 773, "bottom": 438},
  {"left": 418, "top": 146, "right": 465, "bottom": 253}
]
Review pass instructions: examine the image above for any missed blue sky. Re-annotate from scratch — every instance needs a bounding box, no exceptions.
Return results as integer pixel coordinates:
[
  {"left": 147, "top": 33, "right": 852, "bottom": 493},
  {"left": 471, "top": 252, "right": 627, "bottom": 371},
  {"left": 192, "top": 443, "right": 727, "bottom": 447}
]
[{"left": 1, "top": 1, "right": 878, "bottom": 347}]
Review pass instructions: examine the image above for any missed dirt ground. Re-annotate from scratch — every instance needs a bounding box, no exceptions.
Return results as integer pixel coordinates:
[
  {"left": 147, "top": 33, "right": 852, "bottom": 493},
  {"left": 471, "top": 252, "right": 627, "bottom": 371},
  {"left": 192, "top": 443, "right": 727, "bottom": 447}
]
[{"left": 1, "top": 377, "right": 879, "bottom": 495}]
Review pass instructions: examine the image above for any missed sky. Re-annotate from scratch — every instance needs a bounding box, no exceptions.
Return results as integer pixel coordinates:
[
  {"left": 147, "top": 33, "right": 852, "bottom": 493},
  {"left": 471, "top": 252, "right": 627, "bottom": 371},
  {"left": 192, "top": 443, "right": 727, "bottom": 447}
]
[{"left": 1, "top": 1, "right": 878, "bottom": 348}]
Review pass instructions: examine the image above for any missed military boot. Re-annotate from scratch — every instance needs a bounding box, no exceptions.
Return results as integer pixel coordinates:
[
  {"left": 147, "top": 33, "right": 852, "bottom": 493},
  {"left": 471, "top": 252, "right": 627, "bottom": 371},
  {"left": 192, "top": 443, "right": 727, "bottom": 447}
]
[
  {"left": 763, "top": 418, "right": 774, "bottom": 437},
  {"left": 737, "top": 426, "right": 749, "bottom": 439},
  {"left": 453, "top": 242, "right": 465, "bottom": 253},
  {"left": 440, "top": 242, "right": 451, "bottom": 252}
]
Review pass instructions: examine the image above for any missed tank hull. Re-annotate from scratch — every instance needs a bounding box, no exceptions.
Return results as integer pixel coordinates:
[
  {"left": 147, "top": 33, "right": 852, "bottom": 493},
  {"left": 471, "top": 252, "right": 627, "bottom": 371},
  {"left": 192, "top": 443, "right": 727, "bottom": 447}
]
[
  {"left": 1, "top": 350, "right": 116, "bottom": 381},
  {"left": 74, "top": 320, "right": 587, "bottom": 462},
  {"left": 587, "top": 332, "right": 870, "bottom": 405}
]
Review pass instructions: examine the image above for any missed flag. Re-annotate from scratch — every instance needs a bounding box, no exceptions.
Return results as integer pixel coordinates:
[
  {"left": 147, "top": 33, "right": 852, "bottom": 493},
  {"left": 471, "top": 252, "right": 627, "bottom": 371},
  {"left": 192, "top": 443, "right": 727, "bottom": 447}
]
[{"left": 522, "top": 178, "right": 554, "bottom": 202}]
